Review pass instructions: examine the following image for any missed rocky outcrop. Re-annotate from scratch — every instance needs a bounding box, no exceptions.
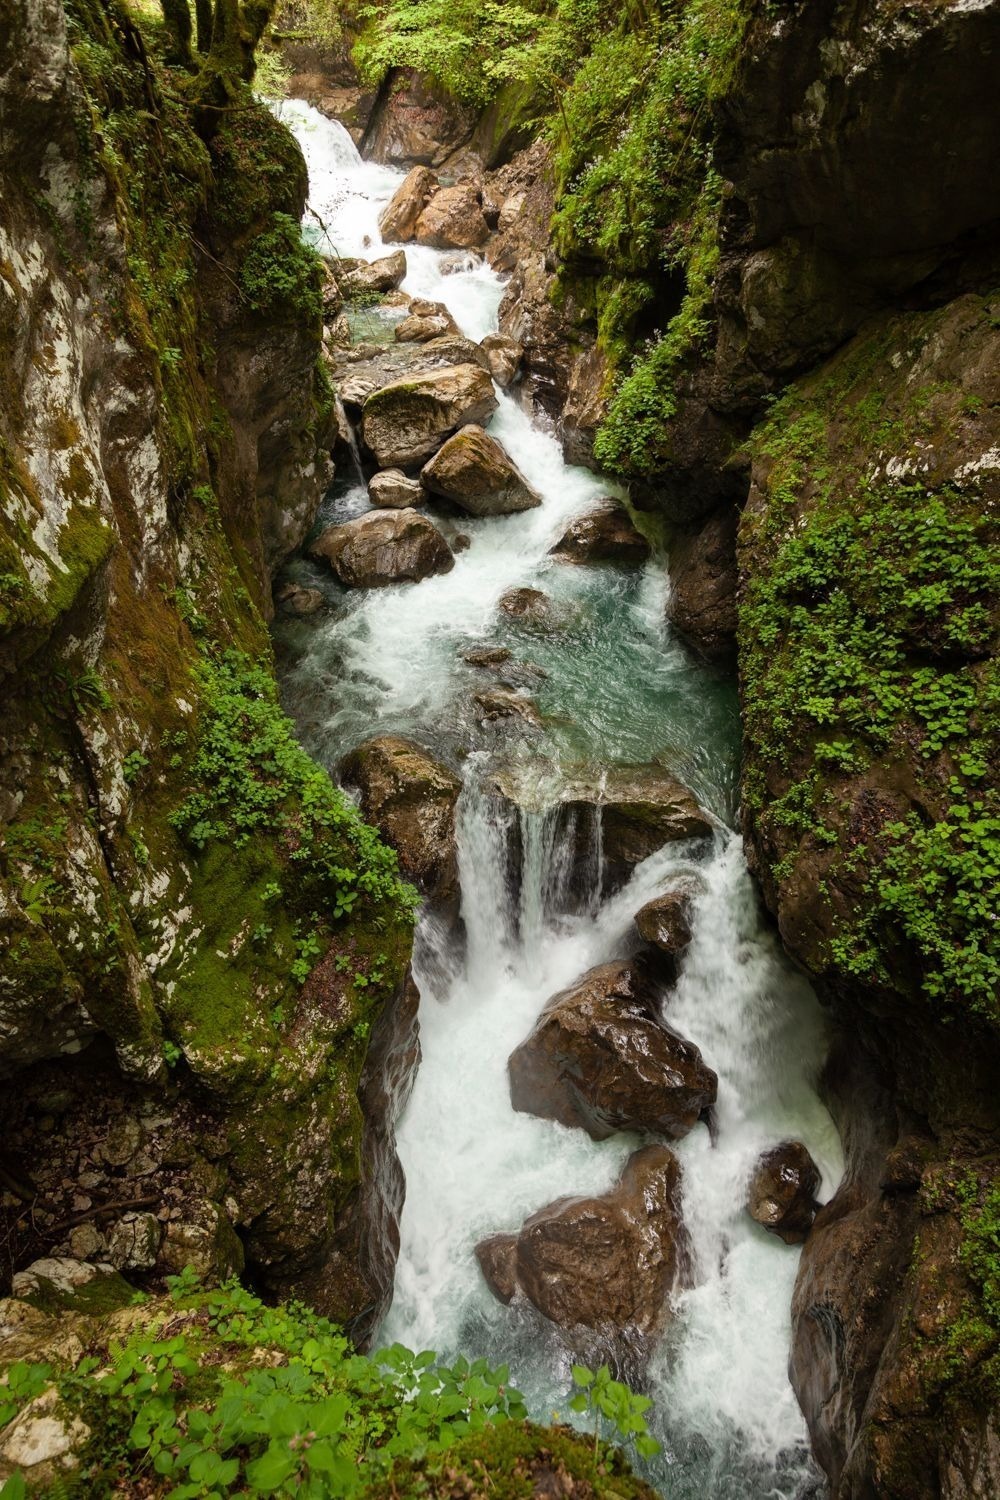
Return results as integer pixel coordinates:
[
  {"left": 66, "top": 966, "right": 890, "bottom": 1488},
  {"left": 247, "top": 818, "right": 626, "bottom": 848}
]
[
  {"left": 476, "top": 1145, "right": 687, "bottom": 1357},
  {"left": 360, "top": 364, "right": 498, "bottom": 468},
  {"left": 309, "top": 509, "right": 454, "bottom": 587},
  {"left": 666, "top": 505, "right": 738, "bottom": 661},
  {"left": 550, "top": 501, "right": 650, "bottom": 567},
  {"left": 508, "top": 960, "right": 717, "bottom": 1142},
  {"left": 747, "top": 1142, "right": 821, "bottom": 1246},
  {"left": 421, "top": 426, "right": 541, "bottom": 516},
  {"left": 415, "top": 183, "right": 490, "bottom": 250},
  {"left": 361, "top": 68, "right": 480, "bottom": 168},
  {"left": 340, "top": 736, "right": 461, "bottom": 904},
  {"left": 379, "top": 165, "right": 439, "bottom": 242}
]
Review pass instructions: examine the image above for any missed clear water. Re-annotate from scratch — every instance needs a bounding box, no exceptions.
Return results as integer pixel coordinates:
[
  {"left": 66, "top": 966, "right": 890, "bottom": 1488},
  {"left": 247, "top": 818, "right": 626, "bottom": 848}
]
[{"left": 273, "top": 99, "right": 843, "bottom": 1499}]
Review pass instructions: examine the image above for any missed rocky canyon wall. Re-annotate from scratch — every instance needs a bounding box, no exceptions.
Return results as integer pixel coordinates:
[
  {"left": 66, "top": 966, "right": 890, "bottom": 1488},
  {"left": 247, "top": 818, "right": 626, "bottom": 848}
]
[{"left": 0, "top": 0, "right": 414, "bottom": 1333}]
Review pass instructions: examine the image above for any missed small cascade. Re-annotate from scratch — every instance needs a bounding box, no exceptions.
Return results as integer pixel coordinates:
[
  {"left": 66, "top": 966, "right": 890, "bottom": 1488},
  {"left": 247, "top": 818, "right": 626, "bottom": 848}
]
[{"left": 274, "top": 97, "right": 845, "bottom": 1500}]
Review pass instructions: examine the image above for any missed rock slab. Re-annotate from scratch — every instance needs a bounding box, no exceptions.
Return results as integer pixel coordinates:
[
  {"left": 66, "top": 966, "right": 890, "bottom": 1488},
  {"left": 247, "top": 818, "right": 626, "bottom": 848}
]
[{"left": 310, "top": 509, "right": 454, "bottom": 588}]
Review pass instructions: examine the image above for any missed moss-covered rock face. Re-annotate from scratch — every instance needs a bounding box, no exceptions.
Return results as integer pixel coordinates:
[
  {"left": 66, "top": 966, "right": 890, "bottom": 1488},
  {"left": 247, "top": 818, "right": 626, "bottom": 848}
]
[
  {"left": 0, "top": 0, "right": 414, "bottom": 1326},
  {"left": 739, "top": 293, "right": 1000, "bottom": 1494}
]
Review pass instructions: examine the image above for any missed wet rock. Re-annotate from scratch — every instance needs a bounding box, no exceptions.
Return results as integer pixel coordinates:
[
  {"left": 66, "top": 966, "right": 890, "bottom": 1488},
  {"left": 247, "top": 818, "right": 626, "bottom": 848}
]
[
  {"left": 320, "top": 262, "right": 343, "bottom": 321},
  {"left": 0, "top": 1386, "right": 89, "bottom": 1471},
  {"left": 415, "top": 182, "right": 489, "bottom": 250},
  {"left": 452, "top": 532, "right": 471, "bottom": 553},
  {"left": 361, "top": 67, "right": 478, "bottom": 168},
  {"left": 340, "top": 736, "right": 461, "bottom": 902},
  {"left": 275, "top": 582, "right": 325, "bottom": 616},
  {"left": 368, "top": 469, "right": 425, "bottom": 509},
  {"left": 463, "top": 646, "right": 512, "bottom": 669},
  {"left": 361, "top": 363, "right": 498, "bottom": 469},
  {"left": 378, "top": 165, "right": 439, "bottom": 242},
  {"left": 497, "top": 587, "right": 560, "bottom": 631},
  {"left": 666, "top": 505, "right": 738, "bottom": 662},
  {"left": 550, "top": 500, "right": 650, "bottom": 567},
  {"left": 508, "top": 959, "right": 717, "bottom": 1141},
  {"left": 476, "top": 1146, "right": 688, "bottom": 1344},
  {"left": 475, "top": 1233, "right": 520, "bottom": 1304},
  {"left": 561, "top": 767, "right": 713, "bottom": 890},
  {"left": 481, "top": 333, "right": 523, "bottom": 389},
  {"left": 474, "top": 689, "right": 541, "bottom": 727},
  {"left": 309, "top": 509, "right": 454, "bottom": 588},
  {"left": 634, "top": 884, "right": 697, "bottom": 968},
  {"left": 339, "top": 251, "right": 408, "bottom": 298},
  {"left": 747, "top": 1141, "right": 821, "bottom": 1245},
  {"left": 329, "top": 333, "right": 492, "bottom": 416},
  {"left": 421, "top": 425, "right": 542, "bottom": 516},
  {"left": 106, "top": 1211, "right": 162, "bottom": 1272}
]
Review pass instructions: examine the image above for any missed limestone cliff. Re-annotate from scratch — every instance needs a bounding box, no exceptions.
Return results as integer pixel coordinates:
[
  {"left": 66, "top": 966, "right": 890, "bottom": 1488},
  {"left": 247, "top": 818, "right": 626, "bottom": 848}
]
[{"left": 0, "top": 0, "right": 414, "bottom": 1333}]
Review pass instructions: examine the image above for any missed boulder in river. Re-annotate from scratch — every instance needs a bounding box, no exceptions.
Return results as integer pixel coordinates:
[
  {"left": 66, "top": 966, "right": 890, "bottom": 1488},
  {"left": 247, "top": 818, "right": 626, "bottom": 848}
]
[
  {"left": 747, "top": 1141, "right": 821, "bottom": 1245},
  {"left": 497, "top": 587, "right": 564, "bottom": 632},
  {"left": 480, "top": 333, "right": 523, "bottom": 389},
  {"left": 309, "top": 509, "right": 454, "bottom": 588},
  {"left": 275, "top": 582, "right": 325, "bottom": 616},
  {"left": 361, "top": 363, "right": 498, "bottom": 469},
  {"left": 368, "top": 469, "right": 425, "bottom": 509},
  {"left": 395, "top": 312, "right": 456, "bottom": 344},
  {"left": 378, "top": 165, "right": 439, "bottom": 242},
  {"left": 340, "top": 735, "right": 461, "bottom": 903},
  {"left": 549, "top": 499, "right": 650, "bottom": 566},
  {"left": 339, "top": 251, "right": 407, "bottom": 297},
  {"left": 633, "top": 881, "right": 700, "bottom": 978},
  {"left": 562, "top": 767, "right": 713, "bottom": 891},
  {"left": 508, "top": 959, "right": 717, "bottom": 1141},
  {"left": 421, "top": 425, "right": 542, "bottom": 516},
  {"left": 474, "top": 688, "right": 541, "bottom": 727},
  {"left": 415, "top": 182, "right": 490, "bottom": 250},
  {"left": 476, "top": 1145, "right": 688, "bottom": 1345}
]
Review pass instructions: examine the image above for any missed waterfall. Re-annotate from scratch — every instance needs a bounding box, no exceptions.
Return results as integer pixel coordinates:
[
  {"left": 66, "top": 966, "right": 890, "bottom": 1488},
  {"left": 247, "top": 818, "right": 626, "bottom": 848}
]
[{"left": 274, "top": 98, "right": 844, "bottom": 1499}]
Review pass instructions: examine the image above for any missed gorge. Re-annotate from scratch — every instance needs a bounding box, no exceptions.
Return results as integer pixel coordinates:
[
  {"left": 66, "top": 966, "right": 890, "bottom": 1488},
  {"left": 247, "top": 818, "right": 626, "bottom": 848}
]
[{"left": 0, "top": 1, "right": 998, "bottom": 1498}]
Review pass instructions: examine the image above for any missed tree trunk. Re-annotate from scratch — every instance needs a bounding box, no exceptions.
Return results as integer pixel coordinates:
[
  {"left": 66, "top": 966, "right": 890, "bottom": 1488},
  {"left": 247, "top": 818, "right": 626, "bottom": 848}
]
[
  {"left": 159, "top": 0, "right": 195, "bottom": 67},
  {"left": 195, "top": 0, "right": 213, "bottom": 52}
]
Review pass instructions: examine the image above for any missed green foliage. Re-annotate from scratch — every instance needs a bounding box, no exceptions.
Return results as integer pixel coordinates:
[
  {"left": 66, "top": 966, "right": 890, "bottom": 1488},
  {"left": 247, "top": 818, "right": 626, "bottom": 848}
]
[
  {"left": 169, "top": 650, "right": 417, "bottom": 946},
  {"left": 0, "top": 1361, "right": 52, "bottom": 1428},
  {"left": 740, "top": 346, "right": 1000, "bottom": 1021},
  {"left": 240, "top": 213, "right": 324, "bottom": 325},
  {"left": 0, "top": 1282, "right": 534, "bottom": 1498},
  {"left": 568, "top": 1364, "right": 660, "bottom": 1461}
]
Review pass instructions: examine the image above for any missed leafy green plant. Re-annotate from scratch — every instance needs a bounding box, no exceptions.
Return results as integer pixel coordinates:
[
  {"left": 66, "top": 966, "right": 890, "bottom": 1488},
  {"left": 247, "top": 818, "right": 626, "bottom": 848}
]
[{"left": 569, "top": 1364, "right": 660, "bottom": 1460}]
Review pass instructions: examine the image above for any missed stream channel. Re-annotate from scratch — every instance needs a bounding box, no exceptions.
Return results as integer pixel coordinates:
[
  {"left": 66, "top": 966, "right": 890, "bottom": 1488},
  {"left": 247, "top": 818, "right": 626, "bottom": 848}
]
[{"left": 272, "top": 99, "right": 844, "bottom": 1500}]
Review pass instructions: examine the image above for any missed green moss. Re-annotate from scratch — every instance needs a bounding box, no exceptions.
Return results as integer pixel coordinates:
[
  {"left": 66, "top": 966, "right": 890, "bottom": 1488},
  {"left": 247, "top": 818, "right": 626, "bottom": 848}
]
[
  {"left": 739, "top": 303, "right": 1000, "bottom": 1023},
  {"left": 240, "top": 212, "right": 324, "bottom": 325}
]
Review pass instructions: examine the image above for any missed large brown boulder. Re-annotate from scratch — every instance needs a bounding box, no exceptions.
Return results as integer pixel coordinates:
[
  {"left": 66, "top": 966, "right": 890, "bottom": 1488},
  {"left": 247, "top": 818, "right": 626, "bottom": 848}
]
[
  {"left": 421, "top": 426, "right": 541, "bottom": 516},
  {"left": 476, "top": 1145, "right": 688, "bottom": 1345},
  {"left": 414, "top": 183, "right": 489, "bottom": 250},
  {"left": 309, "top": 509, "right": 453, "bottom": 588},
  {"left": 378, "top": 165, "right": 439, "bottom": 242},
  {"left": 747, "top": 1141, "right": 821, "bottom": 1245},
  {"left": 634, "top": 884, "right": 699, "bottom": 978},
  {"left": 361, "top": 364, "right": 498, "bottom": 469},
  {"left": 550, "top": 500, "right": 650, "bottom": 566},
  {"left": 340, "top": 736, "right": 461, "bottom": 903},
  {"left": 508, "top": 960, "right": 717, "bottom": 1141},
  {"left": 565, "top": 767, "right": 713, "bottom": 889},
  {"left": 480, "top": 334, "right": 523, "bottom": 389}
]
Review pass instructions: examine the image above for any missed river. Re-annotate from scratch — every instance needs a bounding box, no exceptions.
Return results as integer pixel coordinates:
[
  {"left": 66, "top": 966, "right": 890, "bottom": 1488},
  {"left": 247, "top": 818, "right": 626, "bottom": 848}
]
[{"left": 272, "top": 98, "right": 844, "bottom": 1500}]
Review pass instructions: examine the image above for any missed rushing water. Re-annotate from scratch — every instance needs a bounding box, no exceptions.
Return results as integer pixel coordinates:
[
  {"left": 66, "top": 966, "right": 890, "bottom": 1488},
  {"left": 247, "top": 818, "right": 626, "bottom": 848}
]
[{"left": 273, "top": 99, "right": 844, "bottom": 1498}]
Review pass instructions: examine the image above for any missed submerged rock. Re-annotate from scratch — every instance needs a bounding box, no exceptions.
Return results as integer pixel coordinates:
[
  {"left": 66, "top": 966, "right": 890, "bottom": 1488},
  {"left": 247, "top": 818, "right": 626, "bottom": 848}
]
[
  {"left": 309, "top": 509, "right": 454, "bottom": 588},
  {"left": 361, "top": 364, "right": 498, "bottom": 469},
  {"left": 747, "top": 1141, "right": 821, "bottom": 1245},
  {"left": 275, "top": 582, "right": 325, "bottom": 616},
  {"left": 497, "top": 587, "right": 563, "bottom": 631},
  {"left": 421, "top": 425, "right": 541, "bottom": 515},
  {"left": 415, "top": 182, "right": 490, "bottom": 250},
  {"left": 476, "top": 1145, "right": 688, "bottom": 1347},
  {"left": 550, "top": 500, "right": 650, "bottom": 566},
  {"left": 340, "top": 735, "right": 461, "bottom": 903},
  {"left": 473, "top": 688, "right": 541, "bottom": 727},
  {"left": 508, "top": 959, "right": 717, "bottom": 1141},
  {"left": 368, "top": 469, "right": 425, "bottom": 508},
  {"left": 378, "top": 165, "right": 439, "bottom": 242}
]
